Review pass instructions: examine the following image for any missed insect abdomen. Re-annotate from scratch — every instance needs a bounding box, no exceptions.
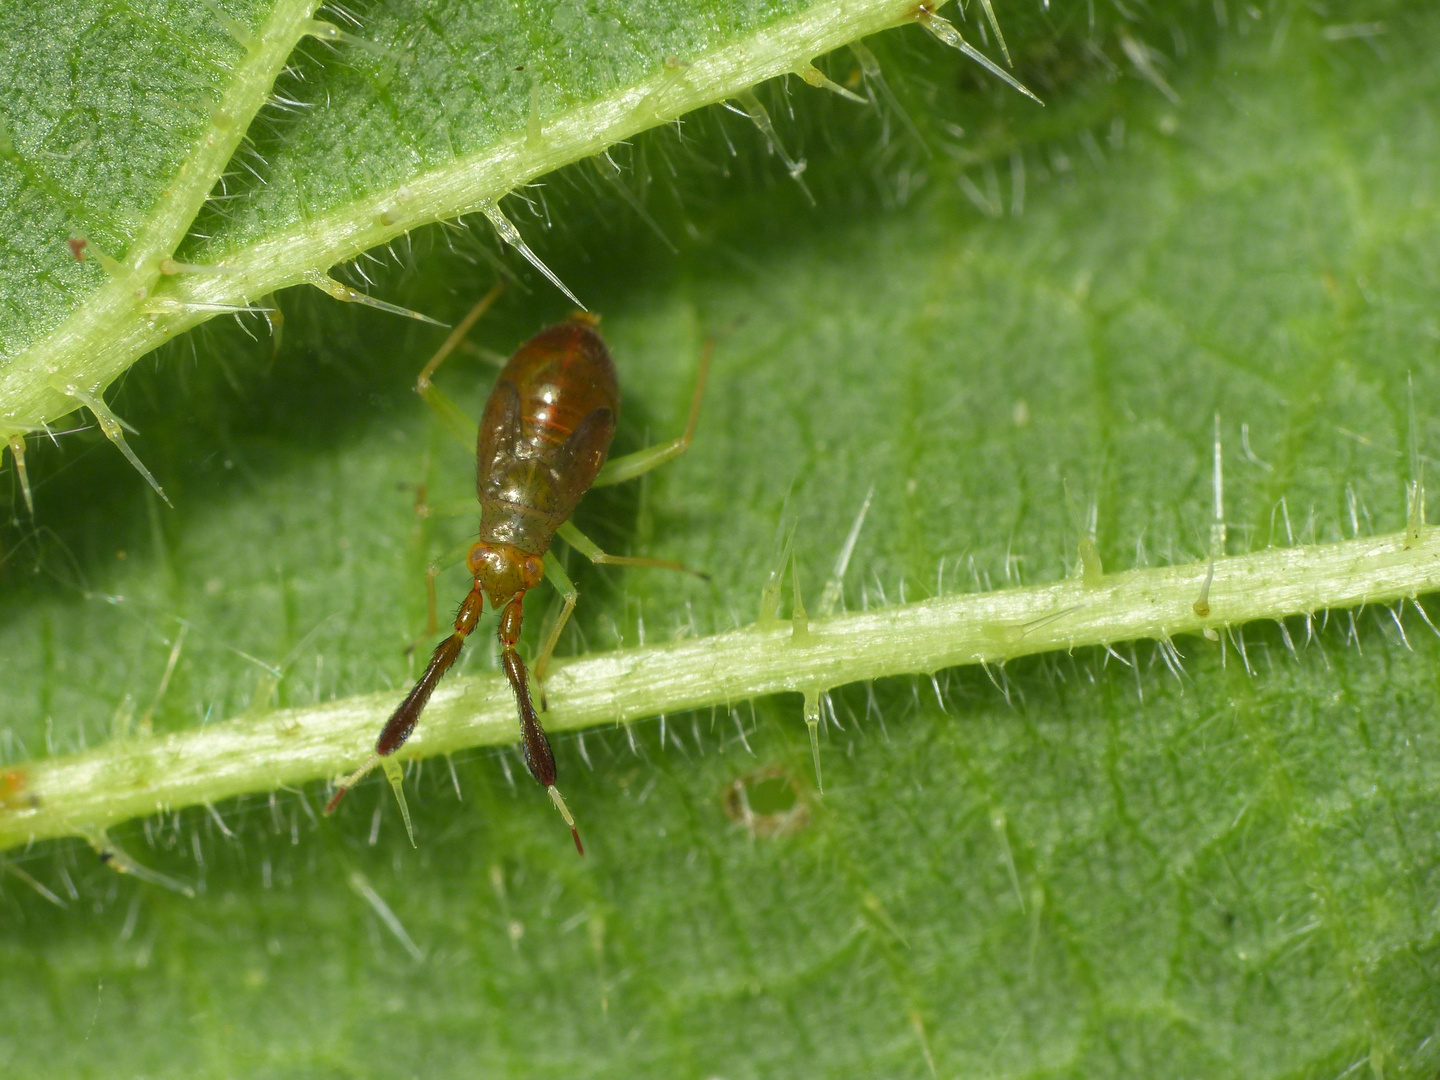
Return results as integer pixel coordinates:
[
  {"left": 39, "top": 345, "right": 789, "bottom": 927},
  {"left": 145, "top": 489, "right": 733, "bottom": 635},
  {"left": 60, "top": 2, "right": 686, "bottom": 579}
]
[
  {"left": 476, "top": 318, "right": 620, "bottom": 555},
  {"left": 507, "top": 319, "right": 619, "bottom": 450}
]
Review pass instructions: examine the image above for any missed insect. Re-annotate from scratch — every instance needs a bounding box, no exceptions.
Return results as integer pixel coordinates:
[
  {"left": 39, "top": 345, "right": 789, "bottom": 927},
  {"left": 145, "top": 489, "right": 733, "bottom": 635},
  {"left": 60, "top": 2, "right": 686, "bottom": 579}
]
[{"left": 325, "top": 284, "right": 710, "bottom": 853}]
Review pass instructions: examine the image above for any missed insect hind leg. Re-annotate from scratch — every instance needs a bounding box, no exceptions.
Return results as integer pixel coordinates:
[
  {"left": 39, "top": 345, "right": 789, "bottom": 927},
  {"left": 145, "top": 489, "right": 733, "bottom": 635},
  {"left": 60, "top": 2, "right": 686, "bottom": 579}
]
[{"left": 591, "top": 338, "right": 712, "bottom": 487}]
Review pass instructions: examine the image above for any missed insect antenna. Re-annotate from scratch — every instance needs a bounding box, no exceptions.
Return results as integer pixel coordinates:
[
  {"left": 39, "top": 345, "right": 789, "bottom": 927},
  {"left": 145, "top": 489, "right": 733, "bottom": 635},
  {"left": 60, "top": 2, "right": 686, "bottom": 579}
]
[
  {"left": 502, "top": 648, "right": 584, "bottom": 855},
  {"left": 325, "top": 752, "right": 380, "bottom": 815},
  {"left": 327, "top": 585, "right": 485, "bottom": 817},
  {"left": 549, "top": 785, "right": 584, "bottom": 856}
]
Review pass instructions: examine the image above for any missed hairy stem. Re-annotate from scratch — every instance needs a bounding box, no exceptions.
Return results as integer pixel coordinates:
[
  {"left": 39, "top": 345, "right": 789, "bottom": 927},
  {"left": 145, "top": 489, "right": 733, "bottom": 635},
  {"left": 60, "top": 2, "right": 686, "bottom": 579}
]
[{"left": 4, "top": 526, "right": 1440, "bottom": 851}]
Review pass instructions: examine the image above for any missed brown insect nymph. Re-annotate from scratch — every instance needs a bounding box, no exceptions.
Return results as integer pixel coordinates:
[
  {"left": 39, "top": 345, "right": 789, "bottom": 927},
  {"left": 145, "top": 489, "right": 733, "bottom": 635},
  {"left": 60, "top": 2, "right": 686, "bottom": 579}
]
[{"left": 325, "top": 286, "right": 710, "bottom": 854}]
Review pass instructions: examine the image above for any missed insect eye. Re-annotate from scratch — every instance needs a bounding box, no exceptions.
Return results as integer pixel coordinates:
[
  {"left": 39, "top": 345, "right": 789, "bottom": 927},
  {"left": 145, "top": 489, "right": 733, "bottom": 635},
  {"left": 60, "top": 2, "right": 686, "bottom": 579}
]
[{"left": 522, "top": 556, "right": 545, "bottom": 587}]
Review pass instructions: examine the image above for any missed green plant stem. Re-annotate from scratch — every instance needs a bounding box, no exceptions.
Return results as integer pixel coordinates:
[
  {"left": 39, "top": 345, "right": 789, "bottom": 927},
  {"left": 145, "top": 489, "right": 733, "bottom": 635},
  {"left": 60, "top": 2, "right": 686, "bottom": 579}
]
[
  {"left": 5, "top": 525, "right": 1440, "bottom": 852},
  {"left": 0, "top": 0, "right": 926, "bottom": 441}
]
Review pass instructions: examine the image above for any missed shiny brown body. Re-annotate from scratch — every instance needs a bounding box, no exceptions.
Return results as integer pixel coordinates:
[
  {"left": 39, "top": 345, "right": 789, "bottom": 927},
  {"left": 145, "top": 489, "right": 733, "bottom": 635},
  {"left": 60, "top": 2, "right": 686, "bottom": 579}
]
[
  {"left": 329, "top": 317, "right": 621, "bottom": 854},
  {"left": 325, "top": 299, "right": 708, "bottom": 855},
  {"left": 476, "top": 319, "right": 619, "bottom": 558}
]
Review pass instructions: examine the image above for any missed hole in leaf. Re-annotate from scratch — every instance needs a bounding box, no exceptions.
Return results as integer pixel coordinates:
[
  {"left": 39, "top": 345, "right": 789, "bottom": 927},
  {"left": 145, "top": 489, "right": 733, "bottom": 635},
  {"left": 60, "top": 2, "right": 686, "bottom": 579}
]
[{"left": 722, "top": 765, "right": 809, "bottom": 838}]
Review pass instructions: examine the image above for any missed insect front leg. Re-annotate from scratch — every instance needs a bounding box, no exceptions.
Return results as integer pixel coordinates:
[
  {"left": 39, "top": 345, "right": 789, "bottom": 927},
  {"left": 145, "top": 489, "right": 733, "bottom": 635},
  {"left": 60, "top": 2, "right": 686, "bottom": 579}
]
[
  {"left": 535, "top": 552, "right": 579, "bottom": 692},
  {"left": 417, "top": 536, "right": 477, "bottom": 639}
]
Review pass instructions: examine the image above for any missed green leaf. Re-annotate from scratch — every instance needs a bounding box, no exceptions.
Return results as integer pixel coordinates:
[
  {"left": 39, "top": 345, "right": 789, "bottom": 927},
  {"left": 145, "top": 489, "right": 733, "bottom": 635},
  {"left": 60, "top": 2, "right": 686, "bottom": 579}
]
[
  {"left": 4, "top": 0, "right": 1440, "bottom": 1076},
  {"left": 0, "top": 0, "right": 942, "bottom": 439}
]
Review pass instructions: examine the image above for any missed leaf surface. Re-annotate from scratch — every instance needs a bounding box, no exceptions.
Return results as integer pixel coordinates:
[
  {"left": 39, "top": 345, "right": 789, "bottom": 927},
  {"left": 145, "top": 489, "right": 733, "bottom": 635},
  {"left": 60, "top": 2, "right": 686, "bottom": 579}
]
[{"left": 2, "top": 1, "right": 1439, "bottom": 1076}]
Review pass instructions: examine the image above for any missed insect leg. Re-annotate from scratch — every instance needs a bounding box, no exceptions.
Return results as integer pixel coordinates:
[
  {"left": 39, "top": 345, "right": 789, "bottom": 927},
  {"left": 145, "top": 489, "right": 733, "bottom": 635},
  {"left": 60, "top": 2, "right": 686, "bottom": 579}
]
[
  {"left": 535, "top": 552, "right": 579, "bottom": 690},
  {"left": 557, "top": 520, "right": 708, "bottom": 579},
  {"left": 419, "top": 536, "right": 476, "bottom": 638},
  {"left": 592, "top": 338, "right": 712, "bottom": 487},
  {"left": 414, "top": 283, "right": 505, "bottom": 450}
]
